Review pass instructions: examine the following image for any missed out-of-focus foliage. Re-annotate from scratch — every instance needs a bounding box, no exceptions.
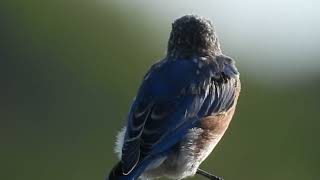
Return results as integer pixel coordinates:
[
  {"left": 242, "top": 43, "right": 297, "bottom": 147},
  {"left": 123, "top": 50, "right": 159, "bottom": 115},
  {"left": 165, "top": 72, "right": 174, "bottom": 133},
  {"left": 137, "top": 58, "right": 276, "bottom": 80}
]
[{"left": 1, "top": 1, "right": 319, "bottom": 180}]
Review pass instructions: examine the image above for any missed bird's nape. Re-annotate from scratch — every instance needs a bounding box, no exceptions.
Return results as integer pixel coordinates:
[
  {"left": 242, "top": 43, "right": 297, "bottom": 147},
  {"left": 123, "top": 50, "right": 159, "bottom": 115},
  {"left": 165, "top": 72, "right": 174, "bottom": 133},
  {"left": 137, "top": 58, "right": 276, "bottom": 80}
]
[{"left": 167, "top": 15, "right": 221, "bottom": 58}]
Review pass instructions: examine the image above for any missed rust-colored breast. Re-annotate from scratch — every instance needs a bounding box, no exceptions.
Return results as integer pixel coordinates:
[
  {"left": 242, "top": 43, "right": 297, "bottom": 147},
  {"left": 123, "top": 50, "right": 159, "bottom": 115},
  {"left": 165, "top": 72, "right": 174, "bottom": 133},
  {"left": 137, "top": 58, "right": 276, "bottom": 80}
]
[
  {"left": 195, "top": 80, "right": 241, "bottom": 154},
  {"left": 200, "top": 107, "right": 236, "bottom": 132},
  {"left": 200, "top": 77, "right": 240, "bottom": 133}
]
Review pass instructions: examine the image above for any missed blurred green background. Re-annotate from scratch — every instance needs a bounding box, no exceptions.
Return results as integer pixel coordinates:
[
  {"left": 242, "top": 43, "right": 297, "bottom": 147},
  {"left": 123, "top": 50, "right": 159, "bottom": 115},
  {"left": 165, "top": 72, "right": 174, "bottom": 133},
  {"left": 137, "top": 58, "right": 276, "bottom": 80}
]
[{"left": 1, "top": 1, "right": 320, "bottom": 180}]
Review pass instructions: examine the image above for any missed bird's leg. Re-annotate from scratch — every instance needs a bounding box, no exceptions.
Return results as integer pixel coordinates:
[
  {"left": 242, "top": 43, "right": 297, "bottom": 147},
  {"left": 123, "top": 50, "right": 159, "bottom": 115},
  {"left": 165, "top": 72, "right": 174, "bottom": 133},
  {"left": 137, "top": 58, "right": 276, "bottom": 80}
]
[{"left": 196, "top": 168, "right": 224, "bottom": 180}]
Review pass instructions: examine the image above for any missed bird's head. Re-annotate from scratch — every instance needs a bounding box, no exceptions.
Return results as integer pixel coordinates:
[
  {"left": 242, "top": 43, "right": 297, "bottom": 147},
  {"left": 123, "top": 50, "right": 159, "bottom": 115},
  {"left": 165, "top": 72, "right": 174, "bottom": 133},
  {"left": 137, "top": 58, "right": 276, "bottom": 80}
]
[{"left": 167, "top": 15, "right": 221, "bottom": 58}]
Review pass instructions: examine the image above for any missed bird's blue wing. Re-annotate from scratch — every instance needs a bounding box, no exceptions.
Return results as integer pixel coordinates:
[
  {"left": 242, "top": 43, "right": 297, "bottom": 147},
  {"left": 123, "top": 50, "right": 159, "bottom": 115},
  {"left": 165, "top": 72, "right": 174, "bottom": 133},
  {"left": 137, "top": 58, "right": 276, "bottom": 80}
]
[
  {"left": 121, "top": 59, "right": 204, "bottom": 174},
  {"left": 120, "top": 56, "right": 240, "bottom": 175}
]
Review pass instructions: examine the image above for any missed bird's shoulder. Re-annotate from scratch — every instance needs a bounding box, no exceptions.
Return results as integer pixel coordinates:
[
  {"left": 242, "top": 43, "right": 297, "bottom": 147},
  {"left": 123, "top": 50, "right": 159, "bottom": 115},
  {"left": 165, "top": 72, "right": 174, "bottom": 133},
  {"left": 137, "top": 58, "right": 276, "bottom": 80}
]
[
  {"left": 139, "top": 55, "right": 239, "bottom": 99},
  {"left": 140, "top": 58, "right": 199, "bottom": 98},
  {"left": 150, "top": 55, "right": 238, "bottom": 78}
]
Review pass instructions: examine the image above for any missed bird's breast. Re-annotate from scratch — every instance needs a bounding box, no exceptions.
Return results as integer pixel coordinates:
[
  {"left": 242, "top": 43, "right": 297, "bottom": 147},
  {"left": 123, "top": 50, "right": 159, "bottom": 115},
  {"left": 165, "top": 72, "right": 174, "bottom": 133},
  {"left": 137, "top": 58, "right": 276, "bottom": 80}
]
[{"left": 193, "top": 107, "right": 236, "bottom": 161}]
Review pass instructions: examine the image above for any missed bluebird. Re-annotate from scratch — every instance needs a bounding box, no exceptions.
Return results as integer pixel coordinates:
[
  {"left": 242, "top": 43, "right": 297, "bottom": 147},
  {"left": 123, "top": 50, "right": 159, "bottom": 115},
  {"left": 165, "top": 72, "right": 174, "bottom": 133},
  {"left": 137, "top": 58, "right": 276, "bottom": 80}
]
[{"left": 108, "top": 15, "right": 241, "bottom": 180}]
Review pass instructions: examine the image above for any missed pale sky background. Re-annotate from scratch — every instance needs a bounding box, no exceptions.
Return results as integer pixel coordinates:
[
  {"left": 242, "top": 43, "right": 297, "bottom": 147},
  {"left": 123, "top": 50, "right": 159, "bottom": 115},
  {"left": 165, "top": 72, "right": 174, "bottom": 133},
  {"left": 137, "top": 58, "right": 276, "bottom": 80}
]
[{"left": 105, "top": 0, "right": 320, "bottom": 84}]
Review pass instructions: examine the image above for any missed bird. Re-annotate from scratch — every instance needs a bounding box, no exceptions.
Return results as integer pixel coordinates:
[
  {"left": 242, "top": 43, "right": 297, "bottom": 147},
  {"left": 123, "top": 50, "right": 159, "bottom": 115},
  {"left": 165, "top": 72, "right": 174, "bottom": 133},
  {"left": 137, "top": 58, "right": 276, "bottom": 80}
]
[{"left": 107, "top": 15, "right": 241, "bottom": 180}]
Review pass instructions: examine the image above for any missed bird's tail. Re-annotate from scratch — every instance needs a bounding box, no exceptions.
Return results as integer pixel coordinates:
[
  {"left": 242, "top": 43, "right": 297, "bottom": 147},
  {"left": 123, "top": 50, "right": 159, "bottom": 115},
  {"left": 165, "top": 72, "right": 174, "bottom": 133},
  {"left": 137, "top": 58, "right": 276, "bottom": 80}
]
[
  {"left": 107, "top": 162, "right": 143, "bottom": 180},
  {"left": 108, "top": 162, "right": 127, "bottom": 180},
  {"left": 108, "top": 154, "right": 160, "bottom": 180}
]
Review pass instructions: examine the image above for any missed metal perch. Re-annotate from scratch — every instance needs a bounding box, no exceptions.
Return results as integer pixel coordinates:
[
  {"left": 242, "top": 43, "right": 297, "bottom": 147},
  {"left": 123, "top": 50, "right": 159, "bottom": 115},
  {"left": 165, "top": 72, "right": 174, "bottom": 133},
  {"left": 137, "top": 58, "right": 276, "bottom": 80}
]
[{"left": 196, "top": 168, "right": 224, "bottom": 180}]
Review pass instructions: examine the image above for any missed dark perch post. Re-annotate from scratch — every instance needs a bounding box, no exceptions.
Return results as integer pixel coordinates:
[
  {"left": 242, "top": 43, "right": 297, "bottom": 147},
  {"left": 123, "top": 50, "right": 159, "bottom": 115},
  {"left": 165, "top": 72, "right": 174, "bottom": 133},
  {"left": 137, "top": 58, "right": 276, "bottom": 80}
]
[{"left": 196, "top": 168, "right": 224, "bottom": 180}]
